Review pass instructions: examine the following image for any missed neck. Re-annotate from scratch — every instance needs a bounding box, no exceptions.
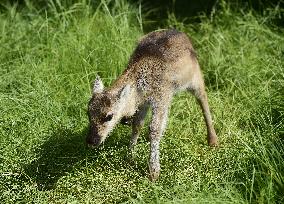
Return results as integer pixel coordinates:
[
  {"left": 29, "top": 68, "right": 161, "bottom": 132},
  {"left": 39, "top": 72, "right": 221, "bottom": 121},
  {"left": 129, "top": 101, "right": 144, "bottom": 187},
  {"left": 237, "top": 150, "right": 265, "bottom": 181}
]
[
  {"left": 122, "top": 87, "right": 137, "bottom": 117},
  {"left": 108, "top": 73, "right": 138, "bottom": 117}
]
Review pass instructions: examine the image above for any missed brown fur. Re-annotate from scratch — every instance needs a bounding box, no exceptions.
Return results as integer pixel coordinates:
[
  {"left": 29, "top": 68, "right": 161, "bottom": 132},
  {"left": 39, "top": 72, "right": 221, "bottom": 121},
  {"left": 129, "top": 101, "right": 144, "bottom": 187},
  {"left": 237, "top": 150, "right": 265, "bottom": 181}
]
[{"left": 87, "top": 29, "right": 218, "bottom": 181}]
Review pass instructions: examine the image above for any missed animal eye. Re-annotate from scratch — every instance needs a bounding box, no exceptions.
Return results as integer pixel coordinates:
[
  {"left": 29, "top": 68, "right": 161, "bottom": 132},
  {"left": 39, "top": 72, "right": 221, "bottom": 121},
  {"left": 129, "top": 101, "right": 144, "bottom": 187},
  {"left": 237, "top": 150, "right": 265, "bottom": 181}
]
[{"left": 102, "top": 114, "right": 113, "bottom": 122}]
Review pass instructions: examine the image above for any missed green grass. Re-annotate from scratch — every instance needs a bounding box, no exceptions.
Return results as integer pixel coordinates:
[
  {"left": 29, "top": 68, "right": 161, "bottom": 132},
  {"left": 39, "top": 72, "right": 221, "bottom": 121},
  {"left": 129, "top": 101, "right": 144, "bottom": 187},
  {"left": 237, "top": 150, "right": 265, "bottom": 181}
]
[{"left": 0, "top": 0, "right": 283, "bottom": 203}]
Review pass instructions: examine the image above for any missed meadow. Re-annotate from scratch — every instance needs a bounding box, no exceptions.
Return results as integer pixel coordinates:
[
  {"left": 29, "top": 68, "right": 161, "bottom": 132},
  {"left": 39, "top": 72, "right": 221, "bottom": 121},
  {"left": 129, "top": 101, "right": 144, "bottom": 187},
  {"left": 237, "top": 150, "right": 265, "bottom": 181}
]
[{"left": 0, "top": 0, "right": 283, "bottom": 203}]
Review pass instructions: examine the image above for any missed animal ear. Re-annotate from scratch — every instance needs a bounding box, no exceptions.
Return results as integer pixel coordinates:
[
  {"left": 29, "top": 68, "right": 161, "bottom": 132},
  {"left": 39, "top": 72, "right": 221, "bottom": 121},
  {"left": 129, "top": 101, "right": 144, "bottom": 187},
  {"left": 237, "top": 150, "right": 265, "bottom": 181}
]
[
  {"left": 119, "top": 84, "right": 131, "bottom": 101},
  {"left": 92, "top": 75, "right": 104, "bottom": 94}
]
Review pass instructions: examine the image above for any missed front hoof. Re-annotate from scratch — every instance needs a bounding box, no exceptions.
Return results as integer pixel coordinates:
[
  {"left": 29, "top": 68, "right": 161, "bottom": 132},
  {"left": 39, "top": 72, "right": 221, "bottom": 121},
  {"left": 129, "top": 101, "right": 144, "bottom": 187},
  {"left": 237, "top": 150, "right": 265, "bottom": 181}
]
[
  {"left": 208, "top": 136, "right": 218, "bottom": 147},
  {"left": 149, "top": 170, "right": 160, "bottom": 182}
]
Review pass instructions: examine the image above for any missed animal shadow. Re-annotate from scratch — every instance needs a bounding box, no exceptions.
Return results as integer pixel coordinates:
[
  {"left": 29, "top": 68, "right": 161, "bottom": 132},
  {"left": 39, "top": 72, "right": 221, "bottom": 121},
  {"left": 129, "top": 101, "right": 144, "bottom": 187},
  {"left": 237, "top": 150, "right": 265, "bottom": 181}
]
[
  {"left": 23, "top": 127, "right": 88, "bottom": 190},
  {"left": 23, "top": 125, "right": 138, "bottom": 191}
]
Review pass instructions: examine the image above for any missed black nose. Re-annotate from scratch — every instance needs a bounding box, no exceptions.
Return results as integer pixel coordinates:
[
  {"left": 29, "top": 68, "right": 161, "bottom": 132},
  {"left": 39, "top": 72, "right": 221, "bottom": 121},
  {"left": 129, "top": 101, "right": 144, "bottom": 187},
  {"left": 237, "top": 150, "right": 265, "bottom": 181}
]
[
  {"left": 86, "top": 135, "right": 101, "bottom": 146},
  {"left": 87, "top": 124, "right": 102, "bottom": 147}
]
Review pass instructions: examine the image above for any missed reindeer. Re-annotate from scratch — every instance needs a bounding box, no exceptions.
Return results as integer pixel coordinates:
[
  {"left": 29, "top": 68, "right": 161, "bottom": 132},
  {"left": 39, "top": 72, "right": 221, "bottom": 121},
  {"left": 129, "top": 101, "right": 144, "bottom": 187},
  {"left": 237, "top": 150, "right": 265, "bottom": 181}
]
[{"left": 86, "top": 29, "right": 218, "bottom": 181}]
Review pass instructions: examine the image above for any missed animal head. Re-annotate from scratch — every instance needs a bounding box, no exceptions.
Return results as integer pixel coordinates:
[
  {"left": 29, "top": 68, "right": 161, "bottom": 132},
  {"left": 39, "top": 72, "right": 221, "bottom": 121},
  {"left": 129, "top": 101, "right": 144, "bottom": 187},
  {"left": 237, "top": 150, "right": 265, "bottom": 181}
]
[{"left": 86, "top": 76, "right": 131, "bottom": 147}]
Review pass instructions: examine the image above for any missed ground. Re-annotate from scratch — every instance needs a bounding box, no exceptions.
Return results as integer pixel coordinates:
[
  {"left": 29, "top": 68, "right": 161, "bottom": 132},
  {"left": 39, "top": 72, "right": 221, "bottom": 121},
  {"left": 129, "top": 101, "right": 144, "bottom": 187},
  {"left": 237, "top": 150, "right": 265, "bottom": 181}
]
[{"left": 0, "top": 0, "right": 283, "bottom": 203}]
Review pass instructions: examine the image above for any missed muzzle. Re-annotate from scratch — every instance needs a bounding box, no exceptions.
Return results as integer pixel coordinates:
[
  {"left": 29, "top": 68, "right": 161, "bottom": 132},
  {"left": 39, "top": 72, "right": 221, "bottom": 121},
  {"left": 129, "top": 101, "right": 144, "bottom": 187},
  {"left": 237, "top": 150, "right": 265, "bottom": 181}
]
[{"left": 86, "top": 126, "right": 102, "bottom": 147}]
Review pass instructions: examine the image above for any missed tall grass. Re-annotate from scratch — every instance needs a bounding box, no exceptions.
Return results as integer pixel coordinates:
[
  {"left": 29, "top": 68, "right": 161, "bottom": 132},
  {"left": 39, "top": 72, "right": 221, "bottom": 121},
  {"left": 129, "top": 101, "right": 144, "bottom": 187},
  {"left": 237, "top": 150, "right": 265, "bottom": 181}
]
[{"left": 0, "top": 0, "right": 283, "bottom": 203}]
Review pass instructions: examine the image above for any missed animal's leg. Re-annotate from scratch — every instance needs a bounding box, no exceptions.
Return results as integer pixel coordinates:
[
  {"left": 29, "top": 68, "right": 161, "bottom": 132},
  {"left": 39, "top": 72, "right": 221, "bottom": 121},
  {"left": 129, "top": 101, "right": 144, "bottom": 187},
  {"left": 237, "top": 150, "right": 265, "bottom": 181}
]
[
  {"left": 188, "top": 70, "right": 218, "bottom": 146},
  {"left": 129, "top": 103, "right": 149, "bottom": 151},
  {"left": 148, "top": 98, "right": 171, "bottom": 181}
]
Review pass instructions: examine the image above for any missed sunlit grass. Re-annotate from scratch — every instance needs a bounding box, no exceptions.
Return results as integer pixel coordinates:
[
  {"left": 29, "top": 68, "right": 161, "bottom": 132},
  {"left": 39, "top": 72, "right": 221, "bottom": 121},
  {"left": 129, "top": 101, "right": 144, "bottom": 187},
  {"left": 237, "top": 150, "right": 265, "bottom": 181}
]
[{"left": 0, "top": 0, "right": 283, "bottom": 203}]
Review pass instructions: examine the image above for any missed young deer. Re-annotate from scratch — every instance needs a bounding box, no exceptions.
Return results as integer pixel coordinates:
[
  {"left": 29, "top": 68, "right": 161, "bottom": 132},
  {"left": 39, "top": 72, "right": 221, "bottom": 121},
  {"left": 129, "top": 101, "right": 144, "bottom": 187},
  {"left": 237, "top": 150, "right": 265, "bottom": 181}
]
[{"left": 87, "top": 29, "right": 218, "bottom": 181}]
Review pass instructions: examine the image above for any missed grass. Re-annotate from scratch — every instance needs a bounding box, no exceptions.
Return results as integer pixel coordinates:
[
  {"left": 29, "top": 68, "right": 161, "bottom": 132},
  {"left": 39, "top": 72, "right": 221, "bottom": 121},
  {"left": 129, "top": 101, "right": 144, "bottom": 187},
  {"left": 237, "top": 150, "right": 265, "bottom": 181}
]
[{"left": 0, "top": 0, "right": 283, "bottom": 203}]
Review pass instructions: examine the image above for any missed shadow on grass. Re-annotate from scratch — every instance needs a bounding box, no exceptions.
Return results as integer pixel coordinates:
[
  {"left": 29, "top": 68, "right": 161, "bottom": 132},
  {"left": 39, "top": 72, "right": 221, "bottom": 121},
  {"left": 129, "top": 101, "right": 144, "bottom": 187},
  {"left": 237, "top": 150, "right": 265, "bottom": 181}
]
[
  {"left": 23, "top": 127, "right": 88, "bottom": 190},
  {"left": 23, "top": 125, "right": 144, "bottom": 191}
]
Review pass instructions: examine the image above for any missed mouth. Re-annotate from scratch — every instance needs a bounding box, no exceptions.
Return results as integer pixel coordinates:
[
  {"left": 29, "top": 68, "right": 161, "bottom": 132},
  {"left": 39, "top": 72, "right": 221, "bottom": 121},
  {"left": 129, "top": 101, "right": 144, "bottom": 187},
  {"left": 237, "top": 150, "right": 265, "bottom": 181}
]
[
  {"left": 87, "top": 143, "right": 98, "bottom": 149},
  {"left": 86, "top": 137, "right": 102, "bottom": 148}
]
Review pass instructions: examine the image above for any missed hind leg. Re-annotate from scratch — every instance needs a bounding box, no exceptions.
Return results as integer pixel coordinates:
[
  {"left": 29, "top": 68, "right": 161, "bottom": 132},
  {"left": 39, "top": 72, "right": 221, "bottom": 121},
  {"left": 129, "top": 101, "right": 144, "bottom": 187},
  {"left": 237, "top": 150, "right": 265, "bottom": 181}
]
[{"left": 188, "top": 71, "right": 218, "bottom": 146}]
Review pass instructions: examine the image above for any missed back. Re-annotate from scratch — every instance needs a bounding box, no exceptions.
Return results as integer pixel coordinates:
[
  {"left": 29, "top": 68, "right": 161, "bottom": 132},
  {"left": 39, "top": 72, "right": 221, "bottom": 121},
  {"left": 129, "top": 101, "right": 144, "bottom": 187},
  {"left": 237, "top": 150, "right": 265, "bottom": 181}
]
[
  {"left": 125, "top": 29, "right": 197, "bottom": 92},
  {"left": 130, "top": 29, "right": 195, "bottom": 64}
]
